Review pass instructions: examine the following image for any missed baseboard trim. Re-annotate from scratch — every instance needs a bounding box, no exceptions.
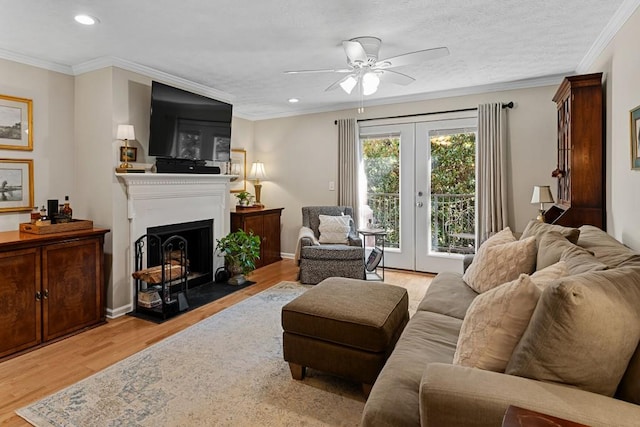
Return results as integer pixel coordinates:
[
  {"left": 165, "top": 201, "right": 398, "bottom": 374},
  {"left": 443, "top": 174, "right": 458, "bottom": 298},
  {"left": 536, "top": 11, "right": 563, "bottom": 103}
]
[
  {"left": 107, "top": 304, "right": 133, "bottom": 319},
  {"left": 281, "top": 252, "right": 294, "bottom": 259}
]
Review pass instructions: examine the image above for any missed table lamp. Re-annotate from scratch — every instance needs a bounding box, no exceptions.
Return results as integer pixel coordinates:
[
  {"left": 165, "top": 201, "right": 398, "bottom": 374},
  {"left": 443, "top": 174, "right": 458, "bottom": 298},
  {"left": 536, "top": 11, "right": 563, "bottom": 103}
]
[
  {"left": 248, "top": 161, "right": 267, "bottom": 207},
  {"left": 530, "top": 185, "right": 554, "bottom": 222},
  {"left": 115, "top": 125, "right": 144, "bottom": 173}
]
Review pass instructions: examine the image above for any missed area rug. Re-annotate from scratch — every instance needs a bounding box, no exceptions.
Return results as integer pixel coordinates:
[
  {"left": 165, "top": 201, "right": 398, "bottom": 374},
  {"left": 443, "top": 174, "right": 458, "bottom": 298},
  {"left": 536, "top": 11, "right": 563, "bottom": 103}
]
[{"left": 17, "top": 282, "right": 367, "bottom": 426}]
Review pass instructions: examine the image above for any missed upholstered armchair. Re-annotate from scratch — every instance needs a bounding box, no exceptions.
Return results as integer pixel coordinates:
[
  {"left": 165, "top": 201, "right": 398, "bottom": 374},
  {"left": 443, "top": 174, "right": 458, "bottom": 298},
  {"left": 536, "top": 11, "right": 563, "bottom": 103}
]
[{"left": 296, "top": 206, "right": 365, "bottom": 284}]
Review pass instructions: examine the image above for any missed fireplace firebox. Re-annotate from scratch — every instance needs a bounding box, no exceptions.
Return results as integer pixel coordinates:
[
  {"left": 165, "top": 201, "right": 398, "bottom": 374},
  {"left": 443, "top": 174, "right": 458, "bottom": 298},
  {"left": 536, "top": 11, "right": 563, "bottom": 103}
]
[{"left": 147, "top": 219, "right": 214, "bottom": 288}]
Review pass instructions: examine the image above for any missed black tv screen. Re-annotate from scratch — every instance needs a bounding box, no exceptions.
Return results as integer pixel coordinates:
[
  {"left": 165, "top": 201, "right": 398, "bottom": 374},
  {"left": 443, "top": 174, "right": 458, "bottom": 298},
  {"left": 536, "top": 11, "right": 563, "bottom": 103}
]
[{"left": 149, "top": 81, "right": 232, "bottom": 162}]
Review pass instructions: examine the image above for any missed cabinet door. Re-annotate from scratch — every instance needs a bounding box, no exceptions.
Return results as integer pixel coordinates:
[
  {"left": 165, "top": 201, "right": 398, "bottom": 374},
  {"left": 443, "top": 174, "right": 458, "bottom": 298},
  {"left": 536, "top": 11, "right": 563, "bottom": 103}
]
[
  {"left": 0, "top": 248, "right": 41, "bottom": 358},
  {"left": 262, "top": 212, "right": 282, "bottom": 266},
  {"left": 244, "top": 215, "right": 265, "bottom": 268},
  {"left": 42, "top": 238, "right": 103, "bottom": 341}
]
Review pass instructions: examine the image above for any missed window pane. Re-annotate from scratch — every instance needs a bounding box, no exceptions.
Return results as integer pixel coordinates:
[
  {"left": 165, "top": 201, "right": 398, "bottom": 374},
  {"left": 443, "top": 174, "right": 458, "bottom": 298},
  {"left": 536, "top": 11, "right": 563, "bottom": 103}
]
[
  {"left": 430, "top": 130, "right": 476, "bottom": 254},
  {"left": 361, "top": 134, "right": 400, "bottom": 249}
]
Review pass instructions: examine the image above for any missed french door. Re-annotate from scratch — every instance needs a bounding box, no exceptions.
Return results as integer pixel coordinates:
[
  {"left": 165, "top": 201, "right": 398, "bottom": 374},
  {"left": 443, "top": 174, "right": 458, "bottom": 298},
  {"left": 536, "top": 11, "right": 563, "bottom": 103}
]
[{"left": 359, "top": 116, "right": 477, "bottom": 273}]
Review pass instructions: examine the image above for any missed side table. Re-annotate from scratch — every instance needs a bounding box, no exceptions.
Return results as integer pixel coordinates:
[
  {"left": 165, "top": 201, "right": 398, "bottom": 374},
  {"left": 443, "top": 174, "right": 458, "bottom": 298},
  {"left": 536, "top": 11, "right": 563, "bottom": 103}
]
[
  {"left": 502, "top": 405, "right": 588, "bottom": 427},
  {"left": 358, "top": 229, "right": 386, "bottom": 281}
]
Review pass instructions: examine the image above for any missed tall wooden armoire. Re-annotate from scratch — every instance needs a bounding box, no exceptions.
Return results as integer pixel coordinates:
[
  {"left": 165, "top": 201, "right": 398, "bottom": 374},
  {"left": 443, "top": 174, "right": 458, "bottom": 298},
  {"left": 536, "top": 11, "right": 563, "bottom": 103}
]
[{"left": 545, "top": 72, "right": 605, "bottom": 229}]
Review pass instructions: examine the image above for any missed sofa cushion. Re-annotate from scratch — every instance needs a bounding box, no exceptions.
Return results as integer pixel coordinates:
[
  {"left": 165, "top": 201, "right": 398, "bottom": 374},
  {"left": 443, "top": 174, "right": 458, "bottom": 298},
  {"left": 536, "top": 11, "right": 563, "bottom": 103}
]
[
  {"left": 578, "top": 225, "right": 640, "bottom": 268},
  {"left": 560, "top": 244, "right": 608, "bottom": 274},
  {"left": 463, "top": 230, "right": 536, "bottom": 293},
  {"left": 520, "top": 220, "right": 581, "bottom": 244},
  {"left": 362, "top": 311, "right": 462, "bottom": 427},
  {"left": 417, "top": 271, "right": 478, "bottom": 319},
  {"left": 453, "top": 263, "right": 568, "bottom": 373},
  {"left": 505, "top": 267, "right": 640, "bottom": 396},
  {"left": 317, "top": 214, "right": 352, "bottom": 244}
]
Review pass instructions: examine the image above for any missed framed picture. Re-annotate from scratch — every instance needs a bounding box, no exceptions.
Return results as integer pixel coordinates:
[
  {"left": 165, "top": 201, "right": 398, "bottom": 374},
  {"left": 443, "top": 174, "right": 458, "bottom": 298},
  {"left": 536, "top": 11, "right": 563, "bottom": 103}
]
[
  {"left": 0, "top": 94, "right": 33, "bottom": 151},
  {"left": 0, "top": 158, "right": 34, "bottom": 213},
  {"left": 631, "top": 105, "right": 640, "bottom": 170},
  {"left": 120, "top": 146, "right": 138, "bottom": 162},
  {"left": 230, "top": 148, "right": 246, "bottom": 193}
]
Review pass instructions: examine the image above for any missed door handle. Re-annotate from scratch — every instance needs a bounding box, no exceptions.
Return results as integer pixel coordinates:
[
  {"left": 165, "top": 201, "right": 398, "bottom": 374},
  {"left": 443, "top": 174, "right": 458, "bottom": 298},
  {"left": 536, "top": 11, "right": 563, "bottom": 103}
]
[{"left": 416, "top": 201, "right": 424, "bottom": 208}]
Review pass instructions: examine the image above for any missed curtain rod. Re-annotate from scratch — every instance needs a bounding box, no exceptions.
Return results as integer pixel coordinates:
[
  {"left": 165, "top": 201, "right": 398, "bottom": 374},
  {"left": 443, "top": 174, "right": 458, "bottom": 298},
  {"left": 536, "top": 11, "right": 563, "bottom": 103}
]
[{"left": 334, "top": 102, "right": 514, "bottom": 125}]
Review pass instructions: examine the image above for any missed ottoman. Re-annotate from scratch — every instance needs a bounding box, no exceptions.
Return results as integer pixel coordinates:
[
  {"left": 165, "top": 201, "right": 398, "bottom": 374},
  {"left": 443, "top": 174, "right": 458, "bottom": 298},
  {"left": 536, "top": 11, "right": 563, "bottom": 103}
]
[{"left": 281, "top": 277, "right": 409, "bottom": 394}]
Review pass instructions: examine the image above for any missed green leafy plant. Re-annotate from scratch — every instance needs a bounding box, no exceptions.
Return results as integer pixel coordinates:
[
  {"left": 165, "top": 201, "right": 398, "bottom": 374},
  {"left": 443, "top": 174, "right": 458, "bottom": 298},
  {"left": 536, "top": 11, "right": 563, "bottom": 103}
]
[
  {"left": 235, "top": 191, "right": 254, "bottom": 206},
  {"left": 216, "top": 229, "right": 261, "bottom": 276}
]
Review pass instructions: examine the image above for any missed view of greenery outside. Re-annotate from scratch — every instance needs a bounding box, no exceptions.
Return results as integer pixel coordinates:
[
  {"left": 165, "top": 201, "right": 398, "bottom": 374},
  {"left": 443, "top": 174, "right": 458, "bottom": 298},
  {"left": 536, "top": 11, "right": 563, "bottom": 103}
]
[
  {"left": 361, "top": 131, "right": 476, "bottom": 253},
  {"left": 362, "top": 135, "right": 400, "bottom": 248},
  {"left": 430, "top": 131, "right": 476, "bottom": 253}
]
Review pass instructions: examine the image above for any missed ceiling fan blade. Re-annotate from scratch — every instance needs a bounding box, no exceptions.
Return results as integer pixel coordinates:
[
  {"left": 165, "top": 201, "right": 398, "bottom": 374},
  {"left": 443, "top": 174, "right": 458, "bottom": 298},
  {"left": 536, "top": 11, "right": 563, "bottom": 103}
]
[
  {"left": 325, "top": 74, "right": 356, "bottom": 92},
  {"left": 343, "top": 40, "right": 368, "bottom": 64},
  {"left": 379, "top": 69, "right": 415, "bottom": 86},
  {"left": 284, "top": 68, "right": 352, "bottom": 74},
  {"left": 378, "top": 47, "right": 449, "bottom": 68}
]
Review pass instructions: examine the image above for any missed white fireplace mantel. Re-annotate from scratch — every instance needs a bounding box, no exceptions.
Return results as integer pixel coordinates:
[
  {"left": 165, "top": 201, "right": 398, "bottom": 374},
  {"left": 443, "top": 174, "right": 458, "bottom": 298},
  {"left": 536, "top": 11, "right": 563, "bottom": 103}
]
[{"left": 117, "top": 172, "right": 234, "bottom": 308}]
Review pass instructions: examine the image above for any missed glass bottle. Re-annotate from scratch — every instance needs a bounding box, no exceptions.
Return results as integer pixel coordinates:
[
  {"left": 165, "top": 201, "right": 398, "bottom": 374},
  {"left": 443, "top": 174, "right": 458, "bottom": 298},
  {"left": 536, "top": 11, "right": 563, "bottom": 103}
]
[
  {"left": 61, "top": 195, "right": 73, "bottom": 220},
  {"left": 39, "top": 205, "right": 47, "bottom": 221},
  {"left": 30, "top": 206, "right": 40, "bottom": 224}
]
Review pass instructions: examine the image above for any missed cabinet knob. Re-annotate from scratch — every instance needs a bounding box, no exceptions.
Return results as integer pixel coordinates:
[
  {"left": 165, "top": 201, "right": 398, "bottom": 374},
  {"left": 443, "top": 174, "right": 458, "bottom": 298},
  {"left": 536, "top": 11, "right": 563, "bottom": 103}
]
[
  {"left": 43, "top": 289, "right": 49, "bottom": 299},
  {"left": 35, "top": 291, "right": 42, "bottom": 301}
]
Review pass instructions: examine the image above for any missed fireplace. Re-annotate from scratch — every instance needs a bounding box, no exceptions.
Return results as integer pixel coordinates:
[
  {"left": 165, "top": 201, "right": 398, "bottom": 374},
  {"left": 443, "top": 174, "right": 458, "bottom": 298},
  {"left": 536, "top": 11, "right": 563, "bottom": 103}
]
[
  {"left": 147, "top": 219, "right": 214, "bottom": 288},
  {"left": 117, "top": 173, "right": 233, "bottom": 317}
]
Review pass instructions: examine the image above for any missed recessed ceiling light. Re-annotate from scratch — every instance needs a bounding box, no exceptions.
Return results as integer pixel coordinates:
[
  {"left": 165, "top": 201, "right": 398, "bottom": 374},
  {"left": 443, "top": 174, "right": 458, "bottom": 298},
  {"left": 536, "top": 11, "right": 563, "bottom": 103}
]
[
  {"left": 288, "top": 98, "right": 299, "bottom": 103},
  {"left": 74, "top": 14, "right": 99, "bottom": 25}
]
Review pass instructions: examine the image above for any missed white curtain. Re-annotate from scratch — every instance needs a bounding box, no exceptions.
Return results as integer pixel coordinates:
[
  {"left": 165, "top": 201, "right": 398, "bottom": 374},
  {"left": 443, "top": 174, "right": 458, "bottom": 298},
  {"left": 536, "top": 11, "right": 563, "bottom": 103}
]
[
  {"left": 477, "top": 103, "right": 509, "bottom": 243},
  {"left": 337, "top": 118, "right": 361, "bottom": 227}
]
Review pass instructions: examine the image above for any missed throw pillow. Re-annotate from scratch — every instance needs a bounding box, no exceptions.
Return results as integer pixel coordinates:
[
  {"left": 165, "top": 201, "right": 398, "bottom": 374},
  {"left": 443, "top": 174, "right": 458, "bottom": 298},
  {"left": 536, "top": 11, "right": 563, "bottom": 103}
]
[
  {"left": 505, "top": 267, "right": 640, "bottom": 397},
  {"left": 318, "top": 214, "right": 352, "bottom": 244},
  {"left": 463, "top": 233, "right": 537, "bottom": 293},
  {"left": 529, "top": 261, "right": 568, "bottom": 289},
  {"left": 536, "top": 231, "right": 573, "bottom": 270},
  {"left": 453, "top": 262, "right": 568, "bottom": 373},
  {"left": 453, "top": 274, "right": 541, "bottom": 372},
  {"left": 520, "top": 220, "right": 581, "bottom": 244}
]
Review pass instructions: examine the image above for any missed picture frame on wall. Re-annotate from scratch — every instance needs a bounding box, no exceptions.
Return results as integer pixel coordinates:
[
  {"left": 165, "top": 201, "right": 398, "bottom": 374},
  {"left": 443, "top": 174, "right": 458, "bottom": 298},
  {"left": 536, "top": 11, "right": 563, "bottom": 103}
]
[
  {"left": 0, "top": 94, "right": 33, "bottom": 151},
  {"left": 0, "top": 158, "right": 34, "bottom": 213},
  {"left": 631, "top": 105, "right": 640, "bottom": 170},
  {"left": 120, "top": 146, "right": 138, "bottom": 162},
  {"left": 230, "top": 148, "right": 247, "bottom": 193}
]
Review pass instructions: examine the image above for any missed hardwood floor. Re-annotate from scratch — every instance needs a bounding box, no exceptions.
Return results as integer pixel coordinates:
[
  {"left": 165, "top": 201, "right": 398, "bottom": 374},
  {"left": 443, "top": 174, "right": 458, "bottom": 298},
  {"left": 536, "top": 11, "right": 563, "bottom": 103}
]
[{"left": 0, "top": 259, "right": 432, "bottom": 426}]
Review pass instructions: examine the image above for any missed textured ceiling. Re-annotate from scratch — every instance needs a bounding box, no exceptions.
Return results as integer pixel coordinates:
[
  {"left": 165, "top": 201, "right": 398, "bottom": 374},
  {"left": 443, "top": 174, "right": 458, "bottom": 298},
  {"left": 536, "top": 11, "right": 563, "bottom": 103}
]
[{"left": 0, "top": 0, "right": 632, "bottom": 119}]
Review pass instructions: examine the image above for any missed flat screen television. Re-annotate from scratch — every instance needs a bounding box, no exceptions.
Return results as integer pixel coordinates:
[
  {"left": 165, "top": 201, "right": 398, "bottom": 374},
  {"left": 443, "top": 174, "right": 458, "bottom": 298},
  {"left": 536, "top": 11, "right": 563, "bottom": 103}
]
[{"left": 149, "top": 81, "right": 232, "bottom": 162}]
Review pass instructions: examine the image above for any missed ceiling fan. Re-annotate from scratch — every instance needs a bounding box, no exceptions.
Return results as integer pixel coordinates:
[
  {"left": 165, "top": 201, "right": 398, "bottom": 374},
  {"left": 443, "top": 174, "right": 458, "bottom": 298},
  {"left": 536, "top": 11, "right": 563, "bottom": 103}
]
[{"left": 285, "top": 36, "right": 449, "bottom": 96}]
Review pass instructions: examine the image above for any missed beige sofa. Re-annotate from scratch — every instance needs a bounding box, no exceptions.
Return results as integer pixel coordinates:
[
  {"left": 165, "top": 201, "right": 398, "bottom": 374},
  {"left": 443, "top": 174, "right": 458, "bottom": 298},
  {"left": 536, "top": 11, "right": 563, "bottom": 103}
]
[{"left": 361, "top": 224, "right": 640, "bottom": 427}]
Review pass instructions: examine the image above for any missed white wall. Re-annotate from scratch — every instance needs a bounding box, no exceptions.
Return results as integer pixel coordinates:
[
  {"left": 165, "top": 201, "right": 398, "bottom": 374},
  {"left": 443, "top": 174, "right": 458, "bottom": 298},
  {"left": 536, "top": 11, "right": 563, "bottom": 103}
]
[
  {"left": 254, "top": 85, "right": 559, "bottom": 255},
  {"left": 0, "top": 58, "right": 76, "bottom": 231},
  {"left": 588, "top": 6, "right": 640, "bottom": 250}
]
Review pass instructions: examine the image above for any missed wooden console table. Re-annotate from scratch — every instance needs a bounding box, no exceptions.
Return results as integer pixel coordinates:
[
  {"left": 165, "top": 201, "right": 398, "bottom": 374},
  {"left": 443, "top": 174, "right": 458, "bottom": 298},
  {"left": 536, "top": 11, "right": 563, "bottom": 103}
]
[
  {"left": 0, "top": 228, "right": 109, "bottom": 361},
  {"left": 231, "top": 207, "right": 283, "bottom": 268}
]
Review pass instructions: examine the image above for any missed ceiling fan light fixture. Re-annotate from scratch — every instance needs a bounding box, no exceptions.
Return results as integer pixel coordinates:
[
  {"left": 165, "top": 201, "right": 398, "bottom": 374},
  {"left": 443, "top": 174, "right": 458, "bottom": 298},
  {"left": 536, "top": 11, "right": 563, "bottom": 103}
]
[
  {"left": 339, "top": 76, "right": 358, "bottom": 94},
  {"left": 362, "top": 72, "right": 380, "bottom": 96}
]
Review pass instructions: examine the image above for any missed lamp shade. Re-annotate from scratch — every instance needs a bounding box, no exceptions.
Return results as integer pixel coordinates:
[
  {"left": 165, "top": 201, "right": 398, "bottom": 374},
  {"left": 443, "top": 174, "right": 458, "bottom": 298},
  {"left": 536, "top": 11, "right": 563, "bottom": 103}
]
[
  {"left": 116, "top": 124, "right": 135, "bottom": 140},
  {"left": 248, "top": 161, "right": 267, "bottom": 180},
  {"left": 530, "top": 185, "right": 554, "bottom": 204}
]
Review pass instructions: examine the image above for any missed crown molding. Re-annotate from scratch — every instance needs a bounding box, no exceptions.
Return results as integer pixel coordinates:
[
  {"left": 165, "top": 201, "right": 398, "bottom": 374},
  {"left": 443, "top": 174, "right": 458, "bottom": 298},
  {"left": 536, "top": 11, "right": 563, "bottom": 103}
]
[
  {"left": 73, "top": 56, "right": 235, "bottom": 103},
  {"left": 577, "top": 0, "right": 640, "bottom": 73},
  {"left": 0, "top": 48, "right": 73, "bottom": 75}
]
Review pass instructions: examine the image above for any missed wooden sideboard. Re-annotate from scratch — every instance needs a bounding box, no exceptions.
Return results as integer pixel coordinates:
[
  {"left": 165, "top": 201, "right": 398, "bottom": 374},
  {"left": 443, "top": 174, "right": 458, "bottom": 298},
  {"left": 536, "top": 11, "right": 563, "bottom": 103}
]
[
  {"left": 231, "top": 207, "right": 283, "bottom": 268},
  {"left": 0, "top": 228, "right": 109, "bottom": 360}
]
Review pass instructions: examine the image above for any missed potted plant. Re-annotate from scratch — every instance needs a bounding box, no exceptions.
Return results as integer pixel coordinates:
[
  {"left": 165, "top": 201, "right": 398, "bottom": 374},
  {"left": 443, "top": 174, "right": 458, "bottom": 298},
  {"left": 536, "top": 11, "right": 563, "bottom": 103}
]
[
  {"left": 215, "top": 229, "right": 261, "bottom": 285},
  {"left": 235, "top": 191, "right": 254, "bottom": 207}
]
